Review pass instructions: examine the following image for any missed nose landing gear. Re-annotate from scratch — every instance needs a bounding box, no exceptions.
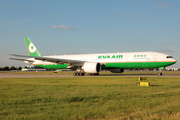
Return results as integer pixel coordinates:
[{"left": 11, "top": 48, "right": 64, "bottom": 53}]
[{"left": 158, "top": 72, "right": 162, "bottom": 76}]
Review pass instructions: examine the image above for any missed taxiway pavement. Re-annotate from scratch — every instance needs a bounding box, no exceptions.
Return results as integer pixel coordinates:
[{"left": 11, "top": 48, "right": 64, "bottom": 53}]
[{"left": 1, "top": 73, "right": 180, "bottom": 78}]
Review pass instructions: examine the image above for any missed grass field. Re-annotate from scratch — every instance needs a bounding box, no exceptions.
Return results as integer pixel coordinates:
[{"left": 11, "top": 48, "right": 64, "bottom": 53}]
[{"left": 0, "top": 75, "right": 180, "bottom": 119}]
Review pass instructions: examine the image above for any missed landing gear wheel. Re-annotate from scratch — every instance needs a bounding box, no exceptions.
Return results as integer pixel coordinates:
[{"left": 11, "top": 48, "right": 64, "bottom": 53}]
[
  {"left": 73, "top": 72, "right": 77, "bottom": 76},
  {"left": 73, "top": 72, "right": 85, "bottom": 76},
  {"left": 95, "top": 73, "right": 99, "bottom": 75},
  {"left": 158, "top": 72, "right": 162, "bottom": 76},
  {"left": 88, "top": 73, "right": 99, "bottom": 76},
  {"left": 88, "top": 73, "right": 91, "bottom": 76}
]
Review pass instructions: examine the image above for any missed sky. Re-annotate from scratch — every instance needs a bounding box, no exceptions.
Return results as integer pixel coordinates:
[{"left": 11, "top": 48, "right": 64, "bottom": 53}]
[{"left": 0, "top": 0, "right": 180, "bottom": 68}]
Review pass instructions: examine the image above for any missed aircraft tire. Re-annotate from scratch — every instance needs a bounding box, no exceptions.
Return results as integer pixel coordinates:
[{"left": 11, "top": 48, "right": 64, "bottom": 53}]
[
  {"left": 88, "top": 73, "right": 92, "bottom": 76},
  {"left": 88, "top": 73, "right": 99, "bottom": 76},
  {"left": 158, "top": 72, "right": 162, "bottom": 76},
  {"left": 73, "top": 72, "right": 77, "bottom": 76},
  {"left": 73, "top": 72, "right": 85, "bottom": 76},
  {"left": 95, "top": 73, "right": 99, "bottom": 75}
]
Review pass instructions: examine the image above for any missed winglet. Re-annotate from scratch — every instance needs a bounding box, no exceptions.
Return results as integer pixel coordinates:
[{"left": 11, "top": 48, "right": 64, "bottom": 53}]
[{"left": 24, "top": 37, "right": 42, "bottom": 57}]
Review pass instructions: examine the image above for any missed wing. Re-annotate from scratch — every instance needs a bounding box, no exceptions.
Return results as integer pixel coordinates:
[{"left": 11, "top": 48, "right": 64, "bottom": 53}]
[
  {"left": 8, "top": 54, "right": 85, "bottom": 65},
  {"left": 8, "top": 58, "right": 34, "bottom": 62}
]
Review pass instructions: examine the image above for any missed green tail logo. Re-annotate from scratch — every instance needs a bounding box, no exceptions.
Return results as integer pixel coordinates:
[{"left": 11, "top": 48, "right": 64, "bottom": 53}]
[{"left": 24, "top": 37, "right": 42, "bottom": 57}]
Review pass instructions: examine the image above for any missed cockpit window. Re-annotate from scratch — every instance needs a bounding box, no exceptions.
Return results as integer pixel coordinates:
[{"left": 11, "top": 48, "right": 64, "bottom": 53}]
[{"left": 167, "top": 56, "right": 173, "bottom": 58}]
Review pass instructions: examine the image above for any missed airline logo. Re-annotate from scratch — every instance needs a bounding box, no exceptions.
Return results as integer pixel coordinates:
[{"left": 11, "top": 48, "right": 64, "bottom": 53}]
[
  {"left": 98, "top": 55, "right": 123, "bottom": 59},
  {"left": 29, "top": 43, "right": 37, "bottom": 53}
]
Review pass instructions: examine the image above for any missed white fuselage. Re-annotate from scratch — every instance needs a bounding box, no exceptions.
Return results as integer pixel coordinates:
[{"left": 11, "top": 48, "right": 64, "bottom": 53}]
[{"left": 31, "top": 51, "right": 176, "bottom": 67}]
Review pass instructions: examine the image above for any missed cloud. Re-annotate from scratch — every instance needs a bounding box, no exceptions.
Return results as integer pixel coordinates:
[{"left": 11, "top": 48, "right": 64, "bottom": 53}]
[
  {"left": 156, "top": 3, "right": 171, "bottom": 7},
  {"left": 161, "top": 41, "right": 170, "bottom": 45},
  {"left": 52, "top": 25, "right": 76, "bottom": 30},
  {"left": 70, "top": 27, "right": 76, "bottom": 30},
  {"left": 160, "top": 48, "right": 174, "bottom": 53}
]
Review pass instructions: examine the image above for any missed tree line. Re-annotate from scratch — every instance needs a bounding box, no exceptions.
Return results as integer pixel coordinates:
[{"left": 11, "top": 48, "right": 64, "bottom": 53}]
[{"left": 0, "top": 66, "right": 22, "bottom": 71}]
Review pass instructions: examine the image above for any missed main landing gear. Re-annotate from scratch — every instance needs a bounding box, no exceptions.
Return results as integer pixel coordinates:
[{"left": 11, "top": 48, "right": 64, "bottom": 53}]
[
  {"left": 73, "top": 67, "right": 100, "bottom": 76},
  {"left": 73, "top": 67, "right": 85, "bottom": 76},
  {"left": 73, "top": 72, "right": 100, "bottom": 76},
  {"left": 88, "top": 73, "right": 99, "bottom": 76},
  {"left": 73, "top": 72, "right": 85, "bottom": 76}
]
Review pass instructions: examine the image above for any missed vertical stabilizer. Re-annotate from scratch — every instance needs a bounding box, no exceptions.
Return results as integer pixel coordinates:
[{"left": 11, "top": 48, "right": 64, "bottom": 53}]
[{"left": 24, "top": 37, "right": 42, "bottom": 57}]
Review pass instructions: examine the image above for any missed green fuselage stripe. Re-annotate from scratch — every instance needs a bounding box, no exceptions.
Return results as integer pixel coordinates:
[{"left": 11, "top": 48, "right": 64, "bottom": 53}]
[
  {"left": 35, "top": 61, "right": 175, "bottom": 70},
  {"left": 103, "top": 62, "right": 175, "bottom": 69}
]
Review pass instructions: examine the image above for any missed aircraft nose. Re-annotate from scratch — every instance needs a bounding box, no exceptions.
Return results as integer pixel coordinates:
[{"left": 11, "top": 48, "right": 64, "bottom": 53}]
[{"left": 173, "top": 58, "right": 177, "bottom": 63}]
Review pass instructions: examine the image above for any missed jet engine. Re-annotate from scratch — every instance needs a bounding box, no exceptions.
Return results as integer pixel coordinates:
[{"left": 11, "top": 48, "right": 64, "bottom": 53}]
[
  {"left": 82, "top": 62, "right": 101, "bottom": 73},
  {"left": 109, "top": 68, "right": 125, "bottom": 73}
]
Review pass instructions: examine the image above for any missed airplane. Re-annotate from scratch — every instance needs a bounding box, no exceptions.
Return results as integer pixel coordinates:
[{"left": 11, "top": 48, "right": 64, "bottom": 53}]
[{"left": 8, "top": 37, "right": 177, "bottom": 76}]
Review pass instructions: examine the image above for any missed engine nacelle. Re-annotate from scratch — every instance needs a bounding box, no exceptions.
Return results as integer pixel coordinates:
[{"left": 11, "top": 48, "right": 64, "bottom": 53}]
[
  {"left": 109, "top": 68, "right": 125, "bottom": 73},
  {"left": 82, "top": 62, "right": 101, "bottom": 73}
]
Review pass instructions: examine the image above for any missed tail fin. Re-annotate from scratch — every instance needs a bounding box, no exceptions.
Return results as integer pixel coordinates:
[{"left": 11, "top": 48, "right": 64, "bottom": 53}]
[{"left": 24, "top": 37, "right": 42, "bottom": 57}]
